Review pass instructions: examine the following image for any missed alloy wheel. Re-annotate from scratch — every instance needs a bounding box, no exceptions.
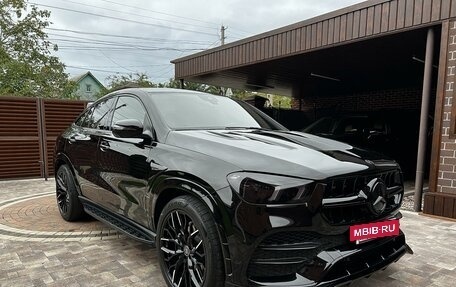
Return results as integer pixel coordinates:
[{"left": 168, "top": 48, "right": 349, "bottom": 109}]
[
  {"left": 160, "top": 210, "right": 206, "bottom": 287},
  {"left": 56, "top": 169, "right": 70, "bottom": 214}
]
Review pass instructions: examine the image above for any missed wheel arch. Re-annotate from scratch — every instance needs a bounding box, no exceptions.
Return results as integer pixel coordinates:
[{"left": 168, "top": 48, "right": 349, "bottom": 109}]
[
  {"left": 151, "top": 174, "right": 221, "bottom": 229},
  {"left": 54, "top": 152, "right": 82, "bottom": 195},
  {"left": 55, "top": 152, "right": 73, "bottom": 174},
  {"left": 151, "top": 174, "right": 232, "bottom": 276}
]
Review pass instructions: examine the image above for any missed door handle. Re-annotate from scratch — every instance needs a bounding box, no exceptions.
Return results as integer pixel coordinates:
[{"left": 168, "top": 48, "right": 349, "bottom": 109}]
[{"left": 99, "top": 141, "right": 110, "bottom": 151}]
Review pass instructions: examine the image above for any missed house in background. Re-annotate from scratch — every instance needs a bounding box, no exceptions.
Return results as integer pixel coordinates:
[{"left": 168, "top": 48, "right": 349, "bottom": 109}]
[{"left": 71, "top": 71, "right": 105, "bottom": 101}]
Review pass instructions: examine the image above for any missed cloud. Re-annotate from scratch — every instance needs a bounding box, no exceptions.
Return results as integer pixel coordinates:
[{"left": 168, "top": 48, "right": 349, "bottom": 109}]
[{"left": 32, "top": 0, "right": 363, "bottom": 85}]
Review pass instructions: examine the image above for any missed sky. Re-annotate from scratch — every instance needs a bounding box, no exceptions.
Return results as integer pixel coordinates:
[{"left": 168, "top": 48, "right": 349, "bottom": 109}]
[{"left": 29, "top": 0, "right": 365, "bottom": 86}]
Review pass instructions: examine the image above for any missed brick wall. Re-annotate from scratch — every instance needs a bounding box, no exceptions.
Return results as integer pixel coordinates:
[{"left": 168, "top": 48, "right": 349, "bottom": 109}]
[
  {"left": 437, "top": 20, "right": 456, "bottom": 195},
  {"left": 291, "top": 88, "right": 424, "bottom": 116},
  {"left": 423, "top": 20, "right": 456, "bottom": 220}
]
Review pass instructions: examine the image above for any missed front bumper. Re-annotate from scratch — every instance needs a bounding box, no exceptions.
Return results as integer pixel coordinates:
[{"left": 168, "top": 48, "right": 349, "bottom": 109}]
[
  {"left": 248, "top": 231, "right": 408, "bottom": 286},
  {"left": 225, "top": 231, "right": 409, "bottom": 287},
  {"left": 216, "top": 182, "right": 410, "bottom": 287}
]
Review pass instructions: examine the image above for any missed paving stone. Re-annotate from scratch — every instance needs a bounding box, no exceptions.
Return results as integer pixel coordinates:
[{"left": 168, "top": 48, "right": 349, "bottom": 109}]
[{"left": 1, "top": 179, "right": 456, "bottom": 286}]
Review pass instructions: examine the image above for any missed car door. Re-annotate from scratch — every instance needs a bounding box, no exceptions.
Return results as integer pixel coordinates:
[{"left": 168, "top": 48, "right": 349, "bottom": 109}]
[
  {"left": 65, "top": 97, "right": 116, "bottom": 203},
  {"left": 96, "top": 95, "right": 153, "bottom": 227}
]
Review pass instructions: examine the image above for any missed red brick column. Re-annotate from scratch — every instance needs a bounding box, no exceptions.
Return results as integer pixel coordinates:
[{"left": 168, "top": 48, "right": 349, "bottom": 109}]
[
  {"left": 424, "top": 20, "right": 456, "bottom": 219},
  {"left": 437, "top": 20, "right": 456, "bottom": 193}
]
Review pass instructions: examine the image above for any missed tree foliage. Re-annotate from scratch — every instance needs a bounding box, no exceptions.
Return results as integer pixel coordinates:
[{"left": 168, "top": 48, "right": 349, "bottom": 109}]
[
  {"left": 105, "top": 74, "right": 226, "bottom": 95},
  {"left": 106, "top": 72, "right": 156, "bottom": 92},
  {"left": 0, "top": 0, "right": 75, "bottom": 98},
  {"left": 162, "top": 79, "right": 224, "bottom": 95},
  {"left": 270, "top": 95, "right": 291, "bottom": 109},
  {"left": 103, "top": 73, "right": 292, "bottom": 108}
]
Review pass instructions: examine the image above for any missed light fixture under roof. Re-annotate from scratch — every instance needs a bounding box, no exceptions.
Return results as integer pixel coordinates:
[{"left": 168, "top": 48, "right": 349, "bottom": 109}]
[{"left": 310, "top": 73, "right": 341, "bottom": 82}]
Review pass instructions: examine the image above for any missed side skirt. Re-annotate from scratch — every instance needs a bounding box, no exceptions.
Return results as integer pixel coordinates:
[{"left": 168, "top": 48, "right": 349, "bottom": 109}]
[{"left": 79, "top": 197, "right": 156, "bottom": 246}]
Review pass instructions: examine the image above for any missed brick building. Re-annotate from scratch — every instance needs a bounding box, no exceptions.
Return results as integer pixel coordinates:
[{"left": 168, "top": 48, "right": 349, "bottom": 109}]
[{"left": 172, "top": 0, "right": 456, "bottom": 220}]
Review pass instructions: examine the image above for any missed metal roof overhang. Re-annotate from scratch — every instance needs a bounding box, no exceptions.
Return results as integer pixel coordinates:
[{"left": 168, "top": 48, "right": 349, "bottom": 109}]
[{"left": 172, "top": 0, "right": 452, "bottom": 97}]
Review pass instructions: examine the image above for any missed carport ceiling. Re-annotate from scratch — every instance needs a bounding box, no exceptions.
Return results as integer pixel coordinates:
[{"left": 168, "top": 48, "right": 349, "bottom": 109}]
[{"left": 187, "top": 26, "right": 441, "bottom": 97}]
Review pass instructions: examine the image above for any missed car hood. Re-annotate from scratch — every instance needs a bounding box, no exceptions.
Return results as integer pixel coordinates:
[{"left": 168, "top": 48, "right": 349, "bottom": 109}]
[{"left": 165, "top": 129, "right": 396, "bottom": 180}]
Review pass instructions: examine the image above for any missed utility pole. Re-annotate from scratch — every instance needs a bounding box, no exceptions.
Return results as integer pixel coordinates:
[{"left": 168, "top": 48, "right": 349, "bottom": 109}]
[
  {"left": 220, "top": 25, "right": 226, "bottom": 45},
  {"left": 220, "top": 25, "right": 227, "bottom": 96}
]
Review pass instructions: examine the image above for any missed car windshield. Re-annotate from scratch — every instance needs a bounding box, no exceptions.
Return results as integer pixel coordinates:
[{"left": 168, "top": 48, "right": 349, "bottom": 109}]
[
  {"left": 149, "top": 92, "right": 285, "bottom": 130},
  {"left": 303, "top": 117, "right": 336, "bottom": 134}
]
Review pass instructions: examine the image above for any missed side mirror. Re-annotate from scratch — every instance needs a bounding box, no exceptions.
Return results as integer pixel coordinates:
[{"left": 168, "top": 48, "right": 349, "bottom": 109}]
[{"left": 112, "top": 119, "right": 144, "bottom": 138}]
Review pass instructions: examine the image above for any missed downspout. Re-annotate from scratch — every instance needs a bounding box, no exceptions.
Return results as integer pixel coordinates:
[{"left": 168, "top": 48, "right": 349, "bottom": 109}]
[{"left": 414, "top": 28, "right": 435, "bottom": 212}]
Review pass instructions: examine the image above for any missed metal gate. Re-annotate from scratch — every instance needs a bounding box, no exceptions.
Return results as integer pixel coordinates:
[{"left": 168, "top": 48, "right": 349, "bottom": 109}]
[{"left": 0, "top": 96, "right": 87, "bottom": 180}]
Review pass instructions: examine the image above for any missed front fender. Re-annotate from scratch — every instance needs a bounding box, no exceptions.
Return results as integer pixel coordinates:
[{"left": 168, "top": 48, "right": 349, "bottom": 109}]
[
  {"left": 149, "top": 173, "right": 222, "bottom": 228},
  {"left": 148, "top": 173, "right": 233, "bottom": 276}
]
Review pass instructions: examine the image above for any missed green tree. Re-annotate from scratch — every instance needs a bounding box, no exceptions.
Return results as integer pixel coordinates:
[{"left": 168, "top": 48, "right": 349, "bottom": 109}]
[
  {"left": 158, "top": 78, "right": 180, "bottom": 89},
  {"left": 105, "top": 75, "right": 292, "bottom": 109},
  {"left": 160, "top": 78, "right": 224, "bottom": 95},
  {"left": 231, "top": 89, "right": 257, "bottom": 100},
  {"left": 270, "top": 95, "right": 291, "bottom": 109},
  {"left": 0, "top": 0, "right": 75, "bottom": 98},
  {"left": 105, "top": 72, "right": 156, "bottom": 93}
]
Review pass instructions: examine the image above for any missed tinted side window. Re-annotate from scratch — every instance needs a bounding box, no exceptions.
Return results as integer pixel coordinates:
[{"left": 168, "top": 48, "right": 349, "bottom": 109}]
[
  {"left": 334, "top": 118, "right": 367, "bottom": 135},
  {"left": 75, "top": 110, "right": 89, "bottom": 126},
  {"left": 307, "top": 118, "right": 335, "bottom": 134},
  {"left": 111, "top": 96, "right": 147, "bottom": 126},
  {"left": 82, "top": 98, "right": 116, "bottom": 130},
  {"left": 78, "top": 106, "right": 94, "bottom": 128}
]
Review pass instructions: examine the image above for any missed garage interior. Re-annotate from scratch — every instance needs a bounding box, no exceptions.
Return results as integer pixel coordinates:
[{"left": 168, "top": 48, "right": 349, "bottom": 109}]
[
  {"left": 172, "top": 0, "right": 456, "bottom": 217},
  {"left": 176, "top": 26, "right": 440, "bottom": 190}
]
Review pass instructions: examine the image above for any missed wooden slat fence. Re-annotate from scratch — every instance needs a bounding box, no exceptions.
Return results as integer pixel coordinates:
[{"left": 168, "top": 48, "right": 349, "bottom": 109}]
[{"left": 0, "top": 97, "right": 87, "bottom": 180}]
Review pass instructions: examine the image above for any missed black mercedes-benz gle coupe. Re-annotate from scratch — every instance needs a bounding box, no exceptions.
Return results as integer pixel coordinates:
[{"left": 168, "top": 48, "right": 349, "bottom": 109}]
[{"left": 54, "top": 88, "right": 411, "bottom": 287}]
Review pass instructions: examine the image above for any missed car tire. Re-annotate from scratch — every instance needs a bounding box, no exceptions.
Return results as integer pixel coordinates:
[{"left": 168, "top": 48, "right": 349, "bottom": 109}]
[
  {"left": 55, "top": 164, "right": 85, "bottom": 222},
  {"left": 157, "top": 195, "right": 224, "bottom": 287}
]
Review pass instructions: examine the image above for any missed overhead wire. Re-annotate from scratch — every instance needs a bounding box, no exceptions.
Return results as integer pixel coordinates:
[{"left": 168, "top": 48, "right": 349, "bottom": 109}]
[
  {"left": 31, "top": 1, "right": 242, "bottom": 81},
  {"left": 66, "top": 65, "right": 129, "bottom": 74},
  {"left": 30, "top": 2, "right": 219, "bottom": 36},
  {"left": 94, "top": 0, "right": 254, "bottom": 36},
  {"left": 97, "top": 49, "right": 137, "bottom": 73},
  {"left": 205, "top": 39, "right": 221, "bottom": 50},
  {"left": 153, "top": 65, "right": 174, "bottom": 81},
  {"left": 150, "top": 49, "right": 187, "bottom": 82},
  {"left": 56, "top": 46, "right": 205, "bottom": 52},
  {"left": 70, "top": 64, "right": 169, "bottom": 68},
  {"left": 48, "top": 37, "right": 208, "bottom": 50},
  {"left": 54, "top": 45, "right": 188, "bottom": 61},
  {"left": 95, "top": 0, "right": 219, "bottom": 26},
  {"left": 45, "top": 28, "right": 214, "bottom": 44},
  {"left": 49, "top": 0, "right": 219, "bottom": 31}
]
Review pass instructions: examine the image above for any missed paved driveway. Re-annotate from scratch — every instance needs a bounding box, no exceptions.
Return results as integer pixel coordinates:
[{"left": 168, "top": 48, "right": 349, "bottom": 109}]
[{"left": 0, "top": 179, "right": 455, "bottom": 287}]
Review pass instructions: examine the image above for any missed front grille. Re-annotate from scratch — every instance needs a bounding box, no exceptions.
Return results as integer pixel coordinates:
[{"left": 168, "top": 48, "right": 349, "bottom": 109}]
[
  {"left": 324, "top": 169, "right": 400, "bottom": 198},
  {"left": 322, "top": 203, "right": 373, "bottom": 225},
  {"left": 248, "top": 231, "right": 347, "bottom": 280},
  {"left": 321, "top": 169, "right": 403, "bottom": 225}
]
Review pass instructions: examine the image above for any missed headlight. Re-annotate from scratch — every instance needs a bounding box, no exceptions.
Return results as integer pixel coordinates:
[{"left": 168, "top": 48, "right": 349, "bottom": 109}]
[{"left": 227, "top": 172, "right": 315, "bottom": 204}]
